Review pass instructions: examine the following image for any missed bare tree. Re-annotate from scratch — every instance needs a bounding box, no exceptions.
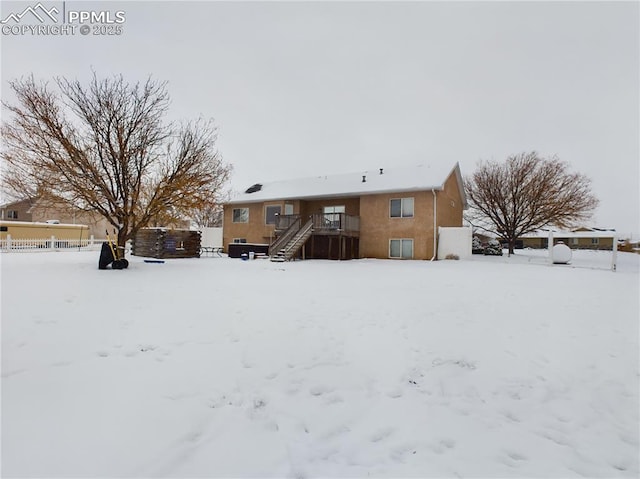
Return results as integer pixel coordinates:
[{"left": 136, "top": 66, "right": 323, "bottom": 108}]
[
  {"left": 465, "top": 152, "right": 599, "bottom": 255},
  {"left": 1, "top": 73, "right": 231, "bottom": 246},
  {"left": 189, "top": 190, "right": 229, "bottom": 228}
]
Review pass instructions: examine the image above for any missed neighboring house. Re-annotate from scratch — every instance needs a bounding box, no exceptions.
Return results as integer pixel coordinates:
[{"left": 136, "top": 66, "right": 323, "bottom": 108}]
[
  {"left": 519, "top": 228, "right": 617, "bottom": 250},
  {"left": 223, "top": 163, "right": 467, "bottom": 260},
  {"left": 0, "top": 198, "right": 36, "bottom": 222},
  {"left": 30, "top": 199, "right": 112, "bottom": 241},
  {"left": 21, "top": 198, "right": 191, "bottom": 241}
]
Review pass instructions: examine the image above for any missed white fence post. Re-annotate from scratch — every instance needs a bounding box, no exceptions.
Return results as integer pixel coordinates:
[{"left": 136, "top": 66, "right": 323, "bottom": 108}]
[
  {"left": 612, "top": 235, "right": 618, "bottom": 272},
  {"left": 548, "top": 230, "right": 554, "bottom": 264},
  {"left": 50, "top": 235, "right": 56, "bottom": 250},
  {"left": 7, "top": 234, "right": 12, "bottom": 250},
  {"left": 90, "top": 235, "right": 95, "bottom": 246}
]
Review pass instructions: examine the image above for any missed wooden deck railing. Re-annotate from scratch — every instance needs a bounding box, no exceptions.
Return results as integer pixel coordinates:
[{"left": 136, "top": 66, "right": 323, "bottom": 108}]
[
  {"left": 273, "top": 213, "right": 360, "bottom": 243},
  {"left": 275, "top": 214, "right": 301, "bottom": 232},
  {"left": 311, "top": 213, "right": 360, "bottom": 233}
]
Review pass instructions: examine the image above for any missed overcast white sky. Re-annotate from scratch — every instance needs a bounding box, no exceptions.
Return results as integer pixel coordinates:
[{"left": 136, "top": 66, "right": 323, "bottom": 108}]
[{"left": 2, "top": 1, "right": 638, "bottom": 236}]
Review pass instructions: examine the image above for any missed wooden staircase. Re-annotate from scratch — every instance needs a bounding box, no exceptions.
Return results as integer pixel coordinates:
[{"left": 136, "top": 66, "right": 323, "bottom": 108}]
[{"left": 270, "top": 219, "right": 313, "bottom": 262}]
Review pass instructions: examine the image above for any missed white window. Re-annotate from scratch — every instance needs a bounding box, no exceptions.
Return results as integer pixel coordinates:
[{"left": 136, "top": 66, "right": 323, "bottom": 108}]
[
  {"left": 389, "top": 239, "right": 413, "bottom": 259},
  {"left": 390, "top": 198, "right": 414, "bottom": 218},
  {"left": 571, "top": 237, "right": 579, "bottom": 246},
  {"left": 265, "top": 205, "right": 281, "bottom": 225},
  {"left": 7, "top": 210, "right": 18, "bottom": 219},
  {"left": 232, "top": 208, "right": 249, "bottom": 223},
  {"left": 284, "top": 203, "right": 294, "bottom": 215},
  {"left": 233, "top": 238, "right": 247, "bottom": 243}
]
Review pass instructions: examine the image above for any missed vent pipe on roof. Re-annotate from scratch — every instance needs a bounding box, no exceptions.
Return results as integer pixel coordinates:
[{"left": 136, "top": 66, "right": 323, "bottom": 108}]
[
  {"left": 380, "top": 168, "right": 384, "bottom": 175},
  {"left": 362, "top": 175, "right": 366, "bottom": 183}
]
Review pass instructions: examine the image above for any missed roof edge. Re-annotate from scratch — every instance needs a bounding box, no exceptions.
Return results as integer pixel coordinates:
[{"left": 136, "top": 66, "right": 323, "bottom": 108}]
[{"left": 226, "top": 185, "right": 446, "bottom": 205}]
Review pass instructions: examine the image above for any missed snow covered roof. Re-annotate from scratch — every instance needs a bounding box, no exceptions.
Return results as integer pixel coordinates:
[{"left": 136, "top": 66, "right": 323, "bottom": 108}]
[
  {"left": 229, "top": 163, "right": 466, "bottom": 205},
  {"left": 520, "top": 228, "right": 617, "bottom": 239}
]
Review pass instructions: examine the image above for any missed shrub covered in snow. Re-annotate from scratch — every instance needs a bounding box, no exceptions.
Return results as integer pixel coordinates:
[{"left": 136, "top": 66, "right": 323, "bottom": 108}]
[
  {"left": 472, "top": 236, "right": 484, "bottom": 254},
  {"left": 483, "top": 239, "right": 503, "bottom": 256}
]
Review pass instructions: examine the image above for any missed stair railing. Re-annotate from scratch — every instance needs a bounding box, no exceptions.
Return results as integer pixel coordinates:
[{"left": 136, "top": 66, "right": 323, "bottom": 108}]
[
  {"left": 269, "top": 216, "right": 302, "bottom": 256},
  {"left": 281, "top": 219, "right": 314, "bottom": 260}
]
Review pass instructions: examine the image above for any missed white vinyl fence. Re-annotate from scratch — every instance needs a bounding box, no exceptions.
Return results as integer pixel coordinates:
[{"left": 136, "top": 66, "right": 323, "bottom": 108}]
[
  {"left": 0, "top": 234, "right": 102, "bottom": 252},
  {"left": 437, "top": 226, "right": 473, "bottom": 260}
]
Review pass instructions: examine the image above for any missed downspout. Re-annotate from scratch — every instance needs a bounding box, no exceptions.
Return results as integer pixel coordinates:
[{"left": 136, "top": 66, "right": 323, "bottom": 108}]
[{"left": 430, "top": 189, "right": 437, "bottom": 261}]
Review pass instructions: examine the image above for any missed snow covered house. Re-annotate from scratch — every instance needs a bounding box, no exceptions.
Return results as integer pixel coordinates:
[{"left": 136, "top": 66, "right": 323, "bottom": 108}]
[
  {"left": 223, "top": 163, "right": 467, "bottom": 260},
  {"left": 519, "top": 228, "right": 617, "bottom": 250}
]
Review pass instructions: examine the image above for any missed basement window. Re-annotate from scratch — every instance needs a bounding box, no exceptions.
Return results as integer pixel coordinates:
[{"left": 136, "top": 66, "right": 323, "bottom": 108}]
[
  {"left": 389, "top": 239, "right": 413, "bottom": 259},
  {"left": 390, "top": 198, "right": 414, "bottom": 218},
  {"left": 232, "top": 208, "right": 249, "bottom": 223}
]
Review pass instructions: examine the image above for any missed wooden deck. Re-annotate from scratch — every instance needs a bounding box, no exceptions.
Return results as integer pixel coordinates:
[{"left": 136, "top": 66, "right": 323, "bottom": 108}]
[
  {"left": 273, "top": 214, "right": 360, "bottom": 260},
  {"left": 275, "top": 214, "right": 360, "bottom": 238}
]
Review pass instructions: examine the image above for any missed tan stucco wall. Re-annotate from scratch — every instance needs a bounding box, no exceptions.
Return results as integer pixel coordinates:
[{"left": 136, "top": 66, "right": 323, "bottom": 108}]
[
  {"left": 359, "top": 191, "right": 434, "bottom": 259},
  {"left": 223, "top": 197, "right": 362, "bottom": 248},
  {"left": 359, "top": 170, "right": 463, "bottom": 260},
  {"left": 223, "top": 202, "right": 278, "bottom": 246},
  {"left": 437, "top": 171, "right": 465, "bottom": 228},
  {"left": 223, "top": 169, "right": 465, "bottom": 259}
]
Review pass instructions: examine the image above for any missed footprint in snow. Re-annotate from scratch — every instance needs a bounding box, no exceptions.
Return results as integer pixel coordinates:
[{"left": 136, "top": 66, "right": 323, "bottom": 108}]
[
  {"left": 96, "top": 350, "right": 110, "bottom": 358},
  {"left": 52, "top": 360, "right": 72, "bottom": 367},
  {"left": 429, "top": 438, "right": 456, "bottom": 454},
  {"left": 499, "top": 450, "right": 528, "bottom": 467},
  {"left": 500, "top": 409, "right": 521, "bottom": 422},
  {"left": 370, "top": 427, "right": 394, "bottom": 443},
  {"left": 390, "top": 444, "right": 418, "bottom": 462},
  {"left": 386, "top": 388, "right": 403, "bottom": 399},
  {"left": 321, "top": 424, "right": 351, "bottom": 440},
  {"left": 323, "top": 394, "right": 344, "bottom": 405},
  {"left": 536, "top": 429, "right": 570, "bottom": 446},
  {"left": 309, "top": 385, "right": 333, "bottom": 396},
  {"left": 509, "top": 451, "right": 527, "bottom": 461}
]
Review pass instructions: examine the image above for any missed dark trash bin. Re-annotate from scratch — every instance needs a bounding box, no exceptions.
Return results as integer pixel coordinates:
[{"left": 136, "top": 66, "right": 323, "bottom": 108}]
[{"left": 99, "top": 242, "right": 115, "bottom": 269}]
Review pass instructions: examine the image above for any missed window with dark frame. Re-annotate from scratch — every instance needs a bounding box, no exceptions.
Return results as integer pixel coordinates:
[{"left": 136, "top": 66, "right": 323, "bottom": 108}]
[
  {"left": 390, "top": 198, "right": 414, "bottom": 218},
  {"left": 232, "top": 208, "right": 249, "bottom": 223},
  {"left": 265, "top": 205, "right": 281, "bottom": 225},
  {"left": 7, "top": 210, "right": 18, "bottom": 219}
]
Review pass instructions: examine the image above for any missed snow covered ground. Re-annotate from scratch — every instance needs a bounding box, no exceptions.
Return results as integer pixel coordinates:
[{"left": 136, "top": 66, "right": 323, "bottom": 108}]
[{"left": 2, "top": 249, "right": 638, "bottom": 477}]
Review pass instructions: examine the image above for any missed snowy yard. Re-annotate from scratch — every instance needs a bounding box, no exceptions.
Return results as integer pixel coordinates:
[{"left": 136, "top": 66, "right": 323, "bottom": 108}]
[{"left": 1, "top": 249, "right": 638, "bottom": 478}]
